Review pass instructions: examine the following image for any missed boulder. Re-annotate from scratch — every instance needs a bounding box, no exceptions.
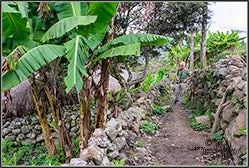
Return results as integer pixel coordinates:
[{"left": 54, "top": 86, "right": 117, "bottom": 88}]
[
  {"left": 70, "top": 158, "right": 87, "bottom": 166},
  {"left": 221, "top": 102, "right": 234, "bottom": 122},
  {"left": 113, "top": 137, "right": 126, "bottom": 151},
  {"left": 195, "top": 115, "right": 211, "bottom": 128},
  {"left": 88, "top": 136, "right": 111, "bottom": 148},
  {"left": 104, "top": 127, "right": 119, "bottom": 142},
  {"left": 107, "top": 143, "right": 119, "bottom": 159}
]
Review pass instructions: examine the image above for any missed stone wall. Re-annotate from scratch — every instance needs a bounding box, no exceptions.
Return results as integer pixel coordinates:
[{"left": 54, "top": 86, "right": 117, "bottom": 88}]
[
  {"left": 187, "top": 55, "right": 247, "bottom": 165},
  {"left": 2, "top": 82, "right": 162, "bottom": 166}
]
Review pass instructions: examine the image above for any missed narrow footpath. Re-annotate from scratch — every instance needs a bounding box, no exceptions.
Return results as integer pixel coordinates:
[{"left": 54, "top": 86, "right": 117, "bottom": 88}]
[{"left": 140, "top": 102, "right": 232, "bottom": 166}]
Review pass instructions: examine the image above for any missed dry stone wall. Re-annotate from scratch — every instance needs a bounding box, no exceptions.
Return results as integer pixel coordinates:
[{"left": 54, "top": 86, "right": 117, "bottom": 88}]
[{"left": 187, "top": 55, "right": 247, "bottom": 165}]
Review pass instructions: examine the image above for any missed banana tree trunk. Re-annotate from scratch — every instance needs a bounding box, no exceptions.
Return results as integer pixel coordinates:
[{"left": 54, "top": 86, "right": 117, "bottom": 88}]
[
  {"left": 200, "top": 2, "right": 208, "bottom": 68},
  {"left": 45, "top": 86, "right": 74, "bottom": 161},
  {"left": 79, "top": 77, "right": 91, "bottom": 150},
  {"left": 95, "top": 59, "right": 110, "bottom": 128},
  {"left": 31, "top": 84, "right": 57, "bottom": 156}
]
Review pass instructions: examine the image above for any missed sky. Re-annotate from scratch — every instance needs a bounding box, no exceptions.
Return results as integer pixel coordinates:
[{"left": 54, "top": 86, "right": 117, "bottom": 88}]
[{"left": 209, "top": 2, "right": 247, "bottom": 38}]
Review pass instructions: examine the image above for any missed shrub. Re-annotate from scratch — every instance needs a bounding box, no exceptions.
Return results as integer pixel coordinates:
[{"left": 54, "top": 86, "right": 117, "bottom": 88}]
[
  {"left": 152, "top": 103, "right": 165, "bottom": 115},
  {"left": 210, "top": 133, "right": 224, "bottom": 142},
  {"left": 140, "top": 121, "right": 160, "bottom": 134}
]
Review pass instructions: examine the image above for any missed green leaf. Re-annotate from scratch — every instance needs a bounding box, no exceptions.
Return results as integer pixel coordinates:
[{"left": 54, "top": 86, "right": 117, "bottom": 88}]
[
  {"left": 2, "top": 70, "right": 21, "bottom": 92},
  {"left": 93, "top": 43, "right": 141, "bottom": 63},
  {"left": 32, "top": 16, "right": 47, "bottom": 42},
  {"left": 64, "top": 35, "right": 89, "bottom": 93},
  {"left": 2, "top": 12, "right": 30, "bottom": 39},
  {"left": 41, "top": 16, "right": 97, "bottom": 43},
  {"left": 54, "top": 2, "right": 82, "bottom": 20},
  {"left": 2, "top": 2, "right": 19, "bottom": 13},
  {"left": 2, "top": 38, "right": 38, "bottom": 51},
  {"left": 16, "top": 2, "right": 28, "bottom": 18},
  {"left": 87, "top": 2, "right": 118, "bottom": 34},
  {"left": 82, "top": 26, "right": 108, "bottom": 50},
  {"left": 2, "top": 45, "right": 66, "bottom": 91},
  {"left": 94, "top": 34, "right": 172, "bottom": 55}
]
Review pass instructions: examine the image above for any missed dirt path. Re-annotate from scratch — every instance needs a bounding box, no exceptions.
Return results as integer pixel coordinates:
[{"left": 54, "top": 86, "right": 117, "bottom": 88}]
[{"left": 140, "top": 102, "right": 227, "bottom": 166}]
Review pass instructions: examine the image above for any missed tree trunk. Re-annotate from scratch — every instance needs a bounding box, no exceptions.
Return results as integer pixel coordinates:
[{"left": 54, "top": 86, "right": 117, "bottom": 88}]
[
  {"left": 45, "top": 86, "right": 74, "bottom": 162},
  {"left": 79, "top": 78, "right": 91, "bottom": 150},
  {"left": 200, "top": 3, "right": 208, "bottom": 68},
  {"left": 95, "top": 59, "right": 110, "bottom": 128},
  {"left": 189, "top": 31, "right": 194, "bottom": 72},
  {"left": 31, "top": 84, "right": 57, "bottom": 156}
]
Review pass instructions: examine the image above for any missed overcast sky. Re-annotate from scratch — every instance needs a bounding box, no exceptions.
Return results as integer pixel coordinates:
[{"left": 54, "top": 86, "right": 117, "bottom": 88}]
[{"left": 209, "top": 2, "right": 247, "bottom": 37}]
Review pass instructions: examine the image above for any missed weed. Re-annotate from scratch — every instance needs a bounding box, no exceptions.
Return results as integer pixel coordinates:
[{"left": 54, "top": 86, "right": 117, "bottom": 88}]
[
  {"left": 140, "top": 121, "right": 160, "bottom": 134},
  {"left": 142, "top": 116, "right": 152, "bottom": 121},
  {"left": 210, "top": 133, "right": 224, "bottom": 142},
  {"left": 152, "top": 103, "right": 165, "bottom": 115},
  {"left": 135, "top": 141, "right": 144, "bottom": 148},
  {"left": 190, "top": 118, "right": 208, "bottom": 131},
  {"left": 111, "top": 158, "right": 126, "bottom": 166},
  {"left": 233, "top": 128, "right": 247, "bottom": 138}
]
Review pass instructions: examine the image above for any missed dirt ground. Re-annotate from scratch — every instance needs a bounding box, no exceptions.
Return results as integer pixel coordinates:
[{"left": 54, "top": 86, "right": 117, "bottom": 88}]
[{"left": 140, "top": 102, "right": 233, "bottom": 166}]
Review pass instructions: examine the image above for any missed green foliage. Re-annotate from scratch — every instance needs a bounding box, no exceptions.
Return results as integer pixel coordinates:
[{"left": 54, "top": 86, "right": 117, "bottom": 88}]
[
  {"left": 72, "top": 138, "right": 80, "bottom": 157},
  {"left": 2, "top": 45, "right": 66, "bottom": 92},
  {"left": 233, "top": 128, "right": 247, "bottom": 138},
  {"left": 190, "top": 118, "right": 208, "bottom": 131},
  {"left": 64, "top": 35, "right": 89, "bottom": 93},
  {"left": 140, "top": 73, "right": 157, "bottom": 92},
  {"left": 210, "top": 133, "right": 224, "bottom": 142},
  {"left": 135, "top": 141, "right": 144, "bottom": 148},
  {"left": 152, "top": 103, "right": 165, "bottom": 115},
  {"left": 226, "top": 90, "right": 234, "bottom": 101},
  {"left": 2, "top": 140, "right": 66, "bottom": 166},
  {"left": 140, "top": 121, "right": 160, "bottom": 134},
  {"left": 41, "top": 16, "right": 97, "bottom": 43},
  {"left": 207, "top": 30, "right": 245, "bottom": 56},
  {"left": 111, "top": 158, "right": 126, "bottom": 166},
  {"left": 142, "top": 116, "right": 152, "bottom": 122}
]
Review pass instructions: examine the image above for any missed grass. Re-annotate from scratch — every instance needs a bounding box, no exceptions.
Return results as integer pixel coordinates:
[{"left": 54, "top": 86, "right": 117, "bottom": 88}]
[
  {"left": 135, "top": 141, "right": 144, "bottom": 148},
  {"left": 111, "top": 158, "right": 126, "bottom": 166},
  {"left": 152, "top": 103, "right": 165, "bottom": 115}
]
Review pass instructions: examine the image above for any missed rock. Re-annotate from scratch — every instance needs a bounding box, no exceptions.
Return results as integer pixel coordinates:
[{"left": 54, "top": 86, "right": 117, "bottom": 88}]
[
  {"left": 118, "top": 153, "right": 127, "bottom": 159},
  {"left": 93, "top": 128, "right": 106, "bottom": 137},
  {"left": 135, "top": 147, "right": 147, "bottom": 156},
  {"left": 237, "top": 80, "right": 246, "bottom": 90},
  {"left": 12, "top": 129, "right": 21, "bottom": 135},
  {"left": 34, "top": 125, "right": 42, "bottom": 131},
  {"left": 71, "top": 120, "right": 76, "bottom": 127},
  {"left": 71, "top": 127, "right": 78, "bottom": 133},
  {"left": 65, "top": 123, "right": 70, "bottom": 130},
  {"left": 8, "top": 121, "right": 16, "bottom": 129},
  {"left": 126, "top": 130, "right": 137, "bottom": 141},
  {"left": 80, "top": 148, "right": 90, "bottom": 161},
  {"left": 118, "top": 130, "right": 128, "bottom": 137},
  {"left": 26, "top": 133, "right": 36, "bottom": 139},
  {"left": 104, "top": 127, "right": 119, "bottom": 142},
  {"left": 218, "top": 68, "right": 228, "bottom": 76},
  {"left": 131, "top": 123, "right": 140, "bottom": 134},
  {"left": 21, "top": 139, "right": 36, "bottom": 145},
  {"left": 88, "top": 146, "right": 104, "bottom": 165},
  {"left": 36, "top": 134, "right": 44, "bottom": 143},
  {"left": 21, "top": 125, "right": 32, "bottom": 134},
  {"left": 69, "top": 132, "right": 77, "bottom": 138},
  {"left": 3, "top": 121, "right": 10, "bottom": 128},
  {"left": 2, "top": 128, "right": 12, "bottom": 137},
  {"left": 222, "top": 102, "right": 234, "bottom": 122},
  {"left": 70, "top": 158, "right": 87, "bottom": 166},
  {"left": 107, "top": 144, "right": 119, "bottom": 159},
  {"left": 105, "top": 118, "right": 122, "bottom": 132},
  {"left": 229, "top": 65, "right": 242, "bottom": 77},
  {"left": 116, "top": 119, "right": 128, "bottom": 129},
  {"left": 88, "top": 136, "right": 111, "bottom": 148},
  {"left": 224, "top": 110, "right": 246, "bottom": 162},
  {"left": 195, "top": 115, "right": 211, "bottom": 128},
  {"left": 17, "top": 134, "right": 25, "bottom": 140},
  {"left": 101, "top": 156, "right": 111, "bottom": 166},
  {"left": 5, "top": 135, "right": 16, "bottom": 141},
  {"left": 113, "top": 137, "right": 126, "bottom": 151},
  {"left": 242, "top": 69, "right": 247, "bottom": 80}
]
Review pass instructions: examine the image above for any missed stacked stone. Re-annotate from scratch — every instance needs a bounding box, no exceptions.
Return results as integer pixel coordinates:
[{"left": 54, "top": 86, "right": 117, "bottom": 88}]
[{"left": 187, "top": 55, "right": 247, "bottom": 165}]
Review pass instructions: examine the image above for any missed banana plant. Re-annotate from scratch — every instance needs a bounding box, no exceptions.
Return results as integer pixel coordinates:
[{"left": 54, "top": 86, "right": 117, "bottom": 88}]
[{"left": 2, "top": 2, "right": 172, "bottom": 155}]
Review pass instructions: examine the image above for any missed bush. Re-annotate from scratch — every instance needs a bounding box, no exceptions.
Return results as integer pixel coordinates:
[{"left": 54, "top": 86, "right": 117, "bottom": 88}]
[
  {"left": 140, "top": 121, "right": 160, "bottom": 134},
  {"left": 152, "top": 103, "right": 165, "bottom": 115},
  {"left": 2, "top": 139, "right": 65, "bottom": 166}
]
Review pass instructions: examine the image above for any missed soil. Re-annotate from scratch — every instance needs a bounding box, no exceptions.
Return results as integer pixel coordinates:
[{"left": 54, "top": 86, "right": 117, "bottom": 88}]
[{"left": 138, "top": 102, "right": 233, "bottom": 166}]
